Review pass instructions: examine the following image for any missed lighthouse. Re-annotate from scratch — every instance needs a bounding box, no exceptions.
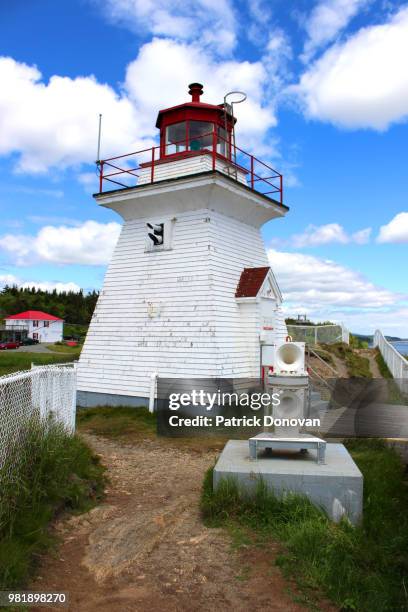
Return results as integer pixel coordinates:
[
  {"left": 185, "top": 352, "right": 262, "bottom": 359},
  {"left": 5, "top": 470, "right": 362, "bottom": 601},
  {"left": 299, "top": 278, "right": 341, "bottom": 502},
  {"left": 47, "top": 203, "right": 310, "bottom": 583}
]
[{"left": 77, "top": 83, "right": 289, "bottom": 407}]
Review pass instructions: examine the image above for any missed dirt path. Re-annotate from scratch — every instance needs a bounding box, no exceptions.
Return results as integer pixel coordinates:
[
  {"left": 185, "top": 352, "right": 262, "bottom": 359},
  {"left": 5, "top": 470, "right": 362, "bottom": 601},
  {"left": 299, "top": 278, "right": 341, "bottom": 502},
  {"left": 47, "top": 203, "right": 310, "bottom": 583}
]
[
  {"left": 30, "top": 434, "right": 335, "bottom": 612},
  {"left": 358, "top": 349, "right": 382, "bottom": 378}
]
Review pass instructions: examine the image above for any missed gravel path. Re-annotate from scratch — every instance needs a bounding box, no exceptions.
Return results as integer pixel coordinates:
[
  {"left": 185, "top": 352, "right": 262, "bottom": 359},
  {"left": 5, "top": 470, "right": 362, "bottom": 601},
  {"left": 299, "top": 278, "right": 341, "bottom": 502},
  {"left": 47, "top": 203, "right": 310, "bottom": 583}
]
[{"left": 30, "top": 434, "right": 335, "bottom": 612}]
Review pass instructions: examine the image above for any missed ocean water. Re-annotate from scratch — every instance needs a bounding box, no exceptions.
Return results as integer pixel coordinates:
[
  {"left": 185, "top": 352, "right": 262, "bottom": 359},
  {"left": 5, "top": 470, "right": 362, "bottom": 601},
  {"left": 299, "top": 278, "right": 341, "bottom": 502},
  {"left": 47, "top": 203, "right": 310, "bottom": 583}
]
[{"left": 391, "top": 341, "right": 408, "bottom": 357}]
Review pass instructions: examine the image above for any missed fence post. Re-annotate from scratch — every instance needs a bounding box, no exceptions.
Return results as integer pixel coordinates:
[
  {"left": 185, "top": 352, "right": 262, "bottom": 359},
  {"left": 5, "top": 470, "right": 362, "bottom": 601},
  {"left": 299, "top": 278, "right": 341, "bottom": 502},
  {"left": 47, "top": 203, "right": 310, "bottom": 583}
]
[
  {"left": 250, "top": 156, "right": 254, "bottom": 190},
  {"left": 99, "top": 161, "right": 104, "bottom": 193}
]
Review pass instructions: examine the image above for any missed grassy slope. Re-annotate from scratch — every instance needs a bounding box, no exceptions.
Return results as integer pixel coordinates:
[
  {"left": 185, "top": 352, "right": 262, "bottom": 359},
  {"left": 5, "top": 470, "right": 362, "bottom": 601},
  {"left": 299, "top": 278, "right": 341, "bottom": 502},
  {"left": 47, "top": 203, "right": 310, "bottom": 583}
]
[
  {"left": 374, "top": 349, "right": 393, "bottom": 379},
  {"left": 0, "top": 352, "right": 78, "bottom": 376},
  {"left": 321, "top": 342, "right": 372, "bottom": 378},
  {"left": 0, "top": 421, "right": 105, "bottom": 590},
  {"left": 201, "top": 438, "right": 408, "bottom": 612}
]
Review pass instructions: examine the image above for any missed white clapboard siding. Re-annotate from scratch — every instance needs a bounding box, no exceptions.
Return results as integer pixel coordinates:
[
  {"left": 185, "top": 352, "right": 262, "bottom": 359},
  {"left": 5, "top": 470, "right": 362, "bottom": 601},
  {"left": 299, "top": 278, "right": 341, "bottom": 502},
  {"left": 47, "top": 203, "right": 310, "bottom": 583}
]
[
  {"left": 78, "top": 199, "right": 287, "bottom": 400},
  {"left": 138, "top": 153, "right": 247, "bottom": 185}
]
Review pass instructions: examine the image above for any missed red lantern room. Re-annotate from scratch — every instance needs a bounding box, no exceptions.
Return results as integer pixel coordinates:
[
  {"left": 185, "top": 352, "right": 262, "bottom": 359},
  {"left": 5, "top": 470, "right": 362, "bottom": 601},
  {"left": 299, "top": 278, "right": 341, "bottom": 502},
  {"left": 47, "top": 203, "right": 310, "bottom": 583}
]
[
  {"left": 156, "top": 83, "right": 235, "bottom": 160},
  {"left": 97, "top": 83, "right": 284, "bottom": 205}
]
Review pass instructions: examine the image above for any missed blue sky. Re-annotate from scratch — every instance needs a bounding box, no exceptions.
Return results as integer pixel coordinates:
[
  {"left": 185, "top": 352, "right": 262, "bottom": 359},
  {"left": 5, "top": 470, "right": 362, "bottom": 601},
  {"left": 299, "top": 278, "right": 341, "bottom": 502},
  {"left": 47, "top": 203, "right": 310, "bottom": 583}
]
[{"left": 0, "top": 0, "right": 407, "bottom": 335}]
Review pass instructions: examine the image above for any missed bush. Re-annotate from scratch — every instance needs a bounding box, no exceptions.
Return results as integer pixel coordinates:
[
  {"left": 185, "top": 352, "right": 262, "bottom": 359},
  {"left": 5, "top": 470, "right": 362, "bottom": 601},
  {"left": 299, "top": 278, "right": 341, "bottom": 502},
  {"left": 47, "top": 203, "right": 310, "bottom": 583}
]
[
  {"left": 202, "top": 439, "right": 408, "bottom": 611},
  {"left": 0, "top": 419, "right": 105, "bottom": 589}
]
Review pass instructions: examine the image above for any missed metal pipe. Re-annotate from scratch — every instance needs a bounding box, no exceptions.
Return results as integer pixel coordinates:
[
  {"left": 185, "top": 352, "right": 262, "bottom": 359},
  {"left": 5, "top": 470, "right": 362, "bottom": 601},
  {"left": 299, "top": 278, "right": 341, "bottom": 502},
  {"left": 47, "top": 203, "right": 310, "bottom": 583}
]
[
  {"left": 96, "top": 114, "right": 102, "bottom": 162},
  {"left": 99, "top": 161, "right": 104, "bottom": 193},
  {"left": 149, "top": 372, "right": 158, "bottom": 413}
]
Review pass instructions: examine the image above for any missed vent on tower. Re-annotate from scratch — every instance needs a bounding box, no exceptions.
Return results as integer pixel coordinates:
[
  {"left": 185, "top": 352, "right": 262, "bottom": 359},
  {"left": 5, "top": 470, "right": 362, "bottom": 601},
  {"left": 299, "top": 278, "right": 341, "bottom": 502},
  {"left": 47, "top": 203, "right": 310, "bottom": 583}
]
[{"left": 147, "top": 222, "right": 164, "bottom": 246}]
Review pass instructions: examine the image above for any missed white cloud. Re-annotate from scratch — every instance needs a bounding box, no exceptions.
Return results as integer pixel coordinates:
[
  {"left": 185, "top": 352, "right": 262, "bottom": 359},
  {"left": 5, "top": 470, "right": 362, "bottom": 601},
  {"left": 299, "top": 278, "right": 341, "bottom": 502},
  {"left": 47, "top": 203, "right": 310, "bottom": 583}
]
[
  {"left": 352, "top": 227, "right": 371, "bottom": 244},
  {"left": 0, "top": 38, "right": 281, "bottom": 173},
  {"left": 276, "top": 222, "right": 371, "bottom": 247},
  {"left": 0, "top": 274, "right": 81, "bottom": 293},
  {"left": 301, "top": 0, "right": 371, "bottom": 62},
  {"left": 377, "top": 212, "right": 408, "bottom": 243},
  {"left": 293, "top": 6, "right": 408, "bottom": 130},
  {"left": 268, "top": 248, "right": 408, "bottom": 335},
  {"left": 0, "top": 220, "right": 121, "bottom": 266},
  {"left": 124, "top": 38, "right": 278, "bottom": 156},
  {"left": 98, "top": 0, "right": 237, "bottom": 54},
  {"left": 269, "top": 248, "right": 398, "bottom": 308},
  {"left": 292, "top": 223, "right": 349, "bottom": 247},
  {"left": 0, "top": 56, "right": 151, "bottom": 173},
  {"left": 0, "top": 274, "right": 20, "bottom": 286}
]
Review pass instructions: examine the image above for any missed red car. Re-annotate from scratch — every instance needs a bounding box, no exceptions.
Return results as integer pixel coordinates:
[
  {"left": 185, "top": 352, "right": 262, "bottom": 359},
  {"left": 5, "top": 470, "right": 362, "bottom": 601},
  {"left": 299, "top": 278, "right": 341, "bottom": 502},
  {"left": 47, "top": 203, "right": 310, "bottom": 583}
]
[{"left": 0, "top": 340, "right": 20, "bottom": 350}]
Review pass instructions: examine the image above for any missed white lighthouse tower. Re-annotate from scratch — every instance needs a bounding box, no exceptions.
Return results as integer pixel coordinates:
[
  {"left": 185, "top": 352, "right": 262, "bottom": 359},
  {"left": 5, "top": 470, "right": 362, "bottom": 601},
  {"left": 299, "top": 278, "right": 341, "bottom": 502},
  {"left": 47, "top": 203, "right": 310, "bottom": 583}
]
[{"left": 77, "top": 83, "right": 289, "bottom": 407}]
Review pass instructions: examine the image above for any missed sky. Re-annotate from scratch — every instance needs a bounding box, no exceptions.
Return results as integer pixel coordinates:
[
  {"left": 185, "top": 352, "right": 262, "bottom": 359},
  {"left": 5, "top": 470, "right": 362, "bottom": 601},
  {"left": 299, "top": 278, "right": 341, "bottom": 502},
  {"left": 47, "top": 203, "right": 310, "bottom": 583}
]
[{"left": 0, "top": 0, "right": 407, "bottom": 336}]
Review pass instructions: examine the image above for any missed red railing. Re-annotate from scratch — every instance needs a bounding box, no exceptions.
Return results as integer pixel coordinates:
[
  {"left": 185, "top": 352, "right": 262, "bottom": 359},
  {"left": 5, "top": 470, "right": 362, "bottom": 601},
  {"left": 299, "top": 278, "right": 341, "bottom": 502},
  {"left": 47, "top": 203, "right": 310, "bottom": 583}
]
[{"left": 97, "top": 131, "right": 284, "bottom": 205}]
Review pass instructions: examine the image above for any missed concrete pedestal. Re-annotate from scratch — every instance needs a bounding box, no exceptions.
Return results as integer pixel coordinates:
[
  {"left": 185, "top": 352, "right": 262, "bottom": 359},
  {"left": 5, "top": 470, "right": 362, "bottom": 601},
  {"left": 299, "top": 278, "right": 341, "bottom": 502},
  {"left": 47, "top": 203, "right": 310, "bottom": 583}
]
[{"left": 213, "top": 440, "right": 363, "bottom": 525}]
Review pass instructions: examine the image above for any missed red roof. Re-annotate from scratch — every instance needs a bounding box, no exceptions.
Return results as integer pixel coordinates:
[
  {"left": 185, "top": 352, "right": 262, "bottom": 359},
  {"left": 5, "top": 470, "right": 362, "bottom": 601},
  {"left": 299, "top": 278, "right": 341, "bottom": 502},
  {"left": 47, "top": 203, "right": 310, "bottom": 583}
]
[
  {"left": 5, "top": 310, "right": 62, "bottom": 321},
  {"left": 235, "top": 267, "right": 270, "bottom": 298}
]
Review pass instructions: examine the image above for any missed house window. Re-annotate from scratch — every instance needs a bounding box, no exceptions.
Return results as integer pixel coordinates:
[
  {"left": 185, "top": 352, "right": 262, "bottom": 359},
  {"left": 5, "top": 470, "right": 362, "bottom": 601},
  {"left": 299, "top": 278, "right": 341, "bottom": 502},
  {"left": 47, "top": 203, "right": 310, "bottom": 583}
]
[
  {"left": 33, "top": 333, "right": 38, "bottom": 340},
  {"left": 44, "top": 321, "right": 49, "bottom": 327},
  {"left": 33, "top": 320, "right": 39, "bottom": 327}
]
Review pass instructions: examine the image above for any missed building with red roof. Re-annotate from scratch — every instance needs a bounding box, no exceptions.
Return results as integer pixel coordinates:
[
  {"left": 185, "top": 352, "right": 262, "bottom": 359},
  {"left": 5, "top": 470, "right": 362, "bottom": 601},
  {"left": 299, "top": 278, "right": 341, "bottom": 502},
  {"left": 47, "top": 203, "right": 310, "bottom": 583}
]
[{"left": 4, "top": 310, "right": 63, "bottom": 343}]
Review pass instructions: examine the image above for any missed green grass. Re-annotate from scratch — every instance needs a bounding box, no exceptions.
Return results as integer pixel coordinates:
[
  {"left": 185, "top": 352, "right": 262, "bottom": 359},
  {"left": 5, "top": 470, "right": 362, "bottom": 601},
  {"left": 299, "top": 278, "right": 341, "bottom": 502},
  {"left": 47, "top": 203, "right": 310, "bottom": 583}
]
[
  {"left": 345, "top": 351, "right": 372, "bottom": 378},
  {"left": 201, "top": 439, "right": 408, "bottom": 611},
  {"left": 321, "top": 342, "right": 372, "bottom": 378},
  {"left": 0, "top": 419, "right": 105, "bottom": 589},
  {"left": 44, "top": 343, "right": 82, "bottom": 356},
  {"left": 76, "top": 405, "right": 156, "bottom": 438},
  {"left": 76, "top": 406, "right": 228, "bottom": 453},
  {"left": 375, "top": 350, "right": 393, "bottom": 379},
  {"left": 0, "top": 352, "right": 77, "bottom": 376}
]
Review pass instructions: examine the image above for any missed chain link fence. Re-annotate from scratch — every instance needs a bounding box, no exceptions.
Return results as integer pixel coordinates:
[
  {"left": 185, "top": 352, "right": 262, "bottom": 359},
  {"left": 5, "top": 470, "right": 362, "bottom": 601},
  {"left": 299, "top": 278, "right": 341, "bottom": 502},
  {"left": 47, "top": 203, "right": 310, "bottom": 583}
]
[
  {"left": 0, "top": 363, "right": 77, "bottom": 476},
  {"left": 287, "top": 324, "right": 349, "bottom": 346}
]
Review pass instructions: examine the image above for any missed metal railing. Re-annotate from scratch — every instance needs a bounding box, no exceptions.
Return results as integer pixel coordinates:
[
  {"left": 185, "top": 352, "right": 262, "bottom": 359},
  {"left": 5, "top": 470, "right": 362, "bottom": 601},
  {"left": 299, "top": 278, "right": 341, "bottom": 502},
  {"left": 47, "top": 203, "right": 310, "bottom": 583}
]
[
  {"left": 374, "top": 330, "right": 408, "bottom": 393},
  {"left": 97, "top": 130, "right": 284, "bottom": 204}
]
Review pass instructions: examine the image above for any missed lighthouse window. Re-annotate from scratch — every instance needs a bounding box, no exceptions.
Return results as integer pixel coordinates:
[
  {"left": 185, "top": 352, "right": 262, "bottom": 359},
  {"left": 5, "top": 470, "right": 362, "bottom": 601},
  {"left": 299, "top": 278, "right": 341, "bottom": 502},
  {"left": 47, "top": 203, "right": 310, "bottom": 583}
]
[
  {"left": 217, "top": 126, "right": 229, "bottom": 157},
  {"left": 188, "top": 121, "right": 213, "bottom": 151},
  {"left": 165, "top": 122, "right": 187, "bottom": 154}
]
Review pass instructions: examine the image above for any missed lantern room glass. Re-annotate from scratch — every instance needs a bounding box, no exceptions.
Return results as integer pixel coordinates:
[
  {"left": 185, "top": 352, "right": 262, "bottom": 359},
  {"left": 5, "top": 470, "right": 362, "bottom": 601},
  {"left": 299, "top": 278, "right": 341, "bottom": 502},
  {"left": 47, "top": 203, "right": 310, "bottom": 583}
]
[
  {"left": 165, "top": 122, "right": 187, "bottom": 154},
  {"left": 165, "top": 120, "right": 231, "bottom": 158},
  {"left": 188, "top": 121, "right": 213, "bottom": 150},
  {"left": 217, "top": 126, "right": 229, "bottom": 157}
]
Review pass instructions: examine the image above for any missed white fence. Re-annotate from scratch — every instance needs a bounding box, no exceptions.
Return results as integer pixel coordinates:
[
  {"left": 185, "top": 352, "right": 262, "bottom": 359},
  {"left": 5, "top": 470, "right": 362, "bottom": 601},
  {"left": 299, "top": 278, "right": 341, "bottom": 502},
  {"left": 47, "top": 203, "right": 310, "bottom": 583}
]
[
  {"left": 374, "top": 330, "right": 408, "bottom": 393},
  {"left": 287, "top": 323, "right": 349, "bottom": 346},
  {"left": 0, "top": 363, "right": 77, "bottom": 474}
]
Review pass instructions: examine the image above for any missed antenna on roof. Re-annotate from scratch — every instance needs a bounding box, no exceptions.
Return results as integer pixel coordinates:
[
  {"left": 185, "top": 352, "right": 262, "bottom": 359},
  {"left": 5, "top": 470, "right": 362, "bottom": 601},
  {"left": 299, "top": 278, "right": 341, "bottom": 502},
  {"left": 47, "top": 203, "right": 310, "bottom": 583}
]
[
  {"left": 96, "top": 113, "right": 102, "bottom": 163},
  {"left": 223, "top": 91, "right": 247, "bottom": 166}
]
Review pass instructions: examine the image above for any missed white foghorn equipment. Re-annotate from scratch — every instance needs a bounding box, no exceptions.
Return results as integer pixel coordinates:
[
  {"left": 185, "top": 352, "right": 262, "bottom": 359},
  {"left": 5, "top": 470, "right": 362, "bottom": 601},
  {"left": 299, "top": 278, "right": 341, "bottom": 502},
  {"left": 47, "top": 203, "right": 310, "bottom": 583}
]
[
  {"left": 272, "top": 387, "right": 305, "bottom": 436},
  {"left": 274, "top": 341, "right": 306, "bottom": 376},
  {"left": 273, "top": 388, "right": 304, "bottom": 421}
]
